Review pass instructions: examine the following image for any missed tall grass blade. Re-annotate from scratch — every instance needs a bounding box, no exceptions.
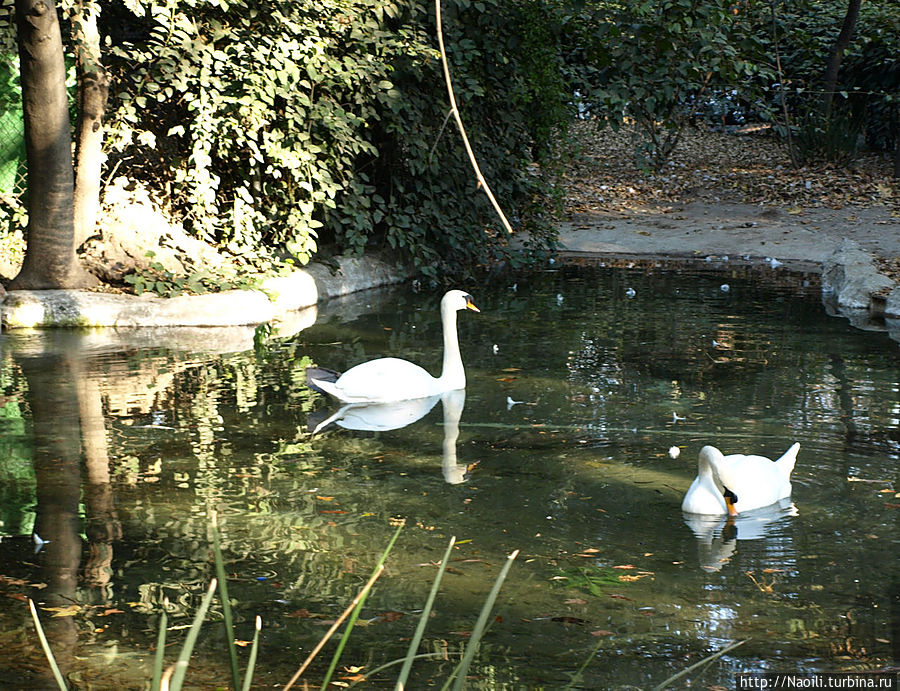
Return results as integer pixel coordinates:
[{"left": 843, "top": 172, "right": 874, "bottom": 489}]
[
  {"left": 151, "top": 603, "right": 169, "bottom": 691},
  {"left": 27, "top": 599, "right": 68, "bottom": 691},
  {"left": 168, "top": 579, "right": 219, "bottom": 691},
  {"left": 449, "top": 549, "right": 519, "bottom": 691},
  {"left": 282, "top": 564, "right": 385, "bottom": 691},
  {"left": 211, "top": 512, "right": 241, "bottom": 690},
  {"left": 396, "top": 536, "right": 456, "bottom": 690},
  {"left": 652, "top": 638, "right": 749, "bottom": 691},
  {"left": 320, "top": 524, "right": 404, "bottom": 690},
  {"left": 561, "top": 635, "right": 606, "bottom": 690},
  {"left": 241, "top": 616, "right": 262, "bottom": 691}
]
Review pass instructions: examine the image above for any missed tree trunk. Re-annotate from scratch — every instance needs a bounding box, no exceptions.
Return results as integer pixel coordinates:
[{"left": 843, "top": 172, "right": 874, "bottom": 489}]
[
  {"left": 821, "top": 0, "right": 861, "bottom": 117},
  {"left": 73, "top": 0, "right": 109, "bottom": 249},
  {"left": 12, "top": 0, "right": 97, "bottom": 290}
]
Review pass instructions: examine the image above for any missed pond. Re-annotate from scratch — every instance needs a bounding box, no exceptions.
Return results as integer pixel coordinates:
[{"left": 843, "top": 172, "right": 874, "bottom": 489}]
[{"left": 1, "top": 265, "right": 898, "bottom": 689}]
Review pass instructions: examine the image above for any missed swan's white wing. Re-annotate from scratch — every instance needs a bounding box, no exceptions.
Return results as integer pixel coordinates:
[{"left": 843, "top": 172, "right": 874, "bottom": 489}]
[
  {"left": 325, "top": 357, "right": 439, "bottom": 403},
  {"left": 714, "top": 453, "right": 792, "bottom": 512}
]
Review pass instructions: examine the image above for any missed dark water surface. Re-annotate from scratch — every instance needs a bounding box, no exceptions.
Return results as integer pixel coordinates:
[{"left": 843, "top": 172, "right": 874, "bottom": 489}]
[{"left": 1, "top": 266, "right": 898, "bottom": 689}]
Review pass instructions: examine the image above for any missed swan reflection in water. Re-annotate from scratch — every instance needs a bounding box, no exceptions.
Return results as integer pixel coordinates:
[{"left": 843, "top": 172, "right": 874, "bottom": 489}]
[
  {"left": 683, "top": 498, "right": 798, "bottom": 572},
  {"left": 308, "top": 388, "right": 472, "bottom": 484}
]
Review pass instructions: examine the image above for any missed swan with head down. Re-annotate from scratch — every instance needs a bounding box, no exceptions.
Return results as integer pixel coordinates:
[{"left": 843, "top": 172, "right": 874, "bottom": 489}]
[
  {"left": 306, "top": 289, "right": 479, "bottom": 404},
  {"left": 682, "top": 443, "right": 799, "bottom": 515}
]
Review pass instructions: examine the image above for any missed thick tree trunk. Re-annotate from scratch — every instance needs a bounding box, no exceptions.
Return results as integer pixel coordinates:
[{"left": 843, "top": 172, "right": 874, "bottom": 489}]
[
  {"left": 821, "top": 0, "right": 861, "bottom": 117},
  {"left": 73, "top": 0, "right": 109, "bottom": 248},
  {"left": 12, "top": 0, "right": 97, "bottom": 290}
]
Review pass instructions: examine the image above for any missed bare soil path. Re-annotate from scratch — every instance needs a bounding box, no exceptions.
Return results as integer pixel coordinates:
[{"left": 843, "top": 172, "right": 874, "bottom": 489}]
[{"left": 558, "top": 122, "right": 900, "bottom": 276}]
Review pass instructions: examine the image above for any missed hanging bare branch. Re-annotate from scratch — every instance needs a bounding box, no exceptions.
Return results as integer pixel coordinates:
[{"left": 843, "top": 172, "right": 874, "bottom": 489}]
[{"left": 434, "top": 0, "right": 514, "bottom": 234}]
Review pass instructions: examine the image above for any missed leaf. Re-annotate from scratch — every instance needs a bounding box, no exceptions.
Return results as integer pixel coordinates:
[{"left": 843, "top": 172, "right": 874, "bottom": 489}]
[
  {"left": 46, "top": 605, "right": 81, "bottom": 618},
  {"left": 373, "top": 611, "right": 403, "bottom": 623}
]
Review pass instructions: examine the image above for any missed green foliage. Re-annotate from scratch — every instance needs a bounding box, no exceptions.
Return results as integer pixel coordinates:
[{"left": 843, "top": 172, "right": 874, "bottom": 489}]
[
  {"left": 792, "top": 100, "right": 865, "bottom": 166},
  {"left": 554, "top": 565, "right": 623, "bottom": 597},
  {"left": 749, "top": 0, "right": 900, "bottom": 164},
  {"left": 122, "top": 251, "right": 264, "bottom": 296},
  {"left": 103, "top": 0, "right": 567, "bottom": 279},
  {"left": 572, "top": 0, "right": 771, "bottom": 169}
]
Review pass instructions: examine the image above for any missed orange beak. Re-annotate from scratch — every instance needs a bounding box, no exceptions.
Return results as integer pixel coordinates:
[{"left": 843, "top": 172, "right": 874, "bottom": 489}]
[
  {"left": 725, "top": 493, "right": 738, "bottom": 516},
  {"left": 465, "top": 297, "right": 480, "bottom": 313}
]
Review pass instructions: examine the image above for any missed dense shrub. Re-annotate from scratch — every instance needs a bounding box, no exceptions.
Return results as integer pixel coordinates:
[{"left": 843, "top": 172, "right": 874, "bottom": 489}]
[
  {"left": 567, "top": 0, "right": 771, "bottom": 169},
  {"left": 103, "top": 0, "right": 570, "bottom": 278}
]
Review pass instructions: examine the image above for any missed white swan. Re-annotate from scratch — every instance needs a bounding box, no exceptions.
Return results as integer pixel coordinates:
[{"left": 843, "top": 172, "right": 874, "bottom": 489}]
[
  {"left": 681, "top": 443, "right": 799, "bottom": 515},
  {"left": 306, "top": 290, "right": 479, "bottom": 403}
]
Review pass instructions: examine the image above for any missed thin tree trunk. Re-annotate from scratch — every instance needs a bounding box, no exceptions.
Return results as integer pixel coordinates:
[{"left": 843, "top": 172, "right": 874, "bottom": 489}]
[
  {"left": 12, "top": 0, "right": 97, "bottom": 290},
  {"left": 895, "top": 104, "right": 900, "bottom": 180},
  {"left": 821, "top": 0, "right": 861, "bottom": 117},
  {"left": 73, "top": 0, "right": 109, "bottom": 248}
]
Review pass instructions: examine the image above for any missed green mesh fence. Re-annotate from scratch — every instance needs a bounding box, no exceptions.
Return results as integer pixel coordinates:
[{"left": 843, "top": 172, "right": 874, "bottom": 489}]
[{"left": 0, "top": 54, "right": 25, "bottom": 205}]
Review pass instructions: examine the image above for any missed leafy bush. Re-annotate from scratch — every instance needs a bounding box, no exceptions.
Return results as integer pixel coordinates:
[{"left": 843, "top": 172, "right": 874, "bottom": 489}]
[
  {"left": 571, "top": 0, "right": 770, "bottom": 169},
  {"left": 103, "top": 0, "right": 570, "bottom": 279}
]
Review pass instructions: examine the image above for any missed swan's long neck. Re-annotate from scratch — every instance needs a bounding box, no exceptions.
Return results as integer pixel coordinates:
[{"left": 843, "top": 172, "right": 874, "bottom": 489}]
[
  {"left": 439, "top": 303, "right": 465, "bottom": 389},
  {"left": 698, "top": 447, "right": 722, "bottom": 490}
]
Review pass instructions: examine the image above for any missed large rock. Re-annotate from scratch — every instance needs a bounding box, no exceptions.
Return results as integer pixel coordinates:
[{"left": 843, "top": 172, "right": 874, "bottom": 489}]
[
  {"left": 821, "top": 238, "right": 895, "bottom": 312},
  {"left": 81, "top": 176, "right": 229, "bottom": 283}
]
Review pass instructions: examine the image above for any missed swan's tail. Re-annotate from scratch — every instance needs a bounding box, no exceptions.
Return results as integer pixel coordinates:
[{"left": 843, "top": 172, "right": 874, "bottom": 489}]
[
  {"left": 306, "top": 366, "right": 341, "bottom": 395},
  {"left": 775, "top": 442, "right": 800, "bottom": 477}
]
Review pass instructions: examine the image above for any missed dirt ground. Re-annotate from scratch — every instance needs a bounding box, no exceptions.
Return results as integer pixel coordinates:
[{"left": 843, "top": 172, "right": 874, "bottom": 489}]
[{"left": 558, "top": 121, "right": 900, "bottom": 276}]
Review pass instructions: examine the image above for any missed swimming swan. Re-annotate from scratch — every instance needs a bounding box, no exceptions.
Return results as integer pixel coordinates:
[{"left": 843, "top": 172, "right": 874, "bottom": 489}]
[
  {"left": 681, "top": 443, "right": 799, "bottom": 515},
  {"left": 306, "top": 290, "right": 479, "bottom": 403}
]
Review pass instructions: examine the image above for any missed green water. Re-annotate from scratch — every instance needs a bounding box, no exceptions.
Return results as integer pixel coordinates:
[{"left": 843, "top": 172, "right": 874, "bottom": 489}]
[{"left": 0, "top": 266, "right": 898, "bottom": 689}]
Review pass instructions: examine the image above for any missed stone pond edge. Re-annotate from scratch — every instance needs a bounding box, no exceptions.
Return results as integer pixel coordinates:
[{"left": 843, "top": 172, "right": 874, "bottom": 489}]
[{"left": 1, "top": 240, "right": 899, "bottom": 343}]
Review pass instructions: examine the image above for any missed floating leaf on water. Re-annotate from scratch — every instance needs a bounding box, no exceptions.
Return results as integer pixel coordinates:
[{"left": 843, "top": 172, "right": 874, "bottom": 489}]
[
  {"left": 618, "top": 574, "right": 648, "bottom": 583},
  {"left": 551, "top": 616, "right": 588, "bottom": 625},
  {"left": 591, "top": 629, "right": 614, "bottom": 637},
  {"left": 373, "top": 611, "right": 403, "bottom": 623},
  {"left": 47, "top": 605, "right": 81, "bottom": 618}
]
